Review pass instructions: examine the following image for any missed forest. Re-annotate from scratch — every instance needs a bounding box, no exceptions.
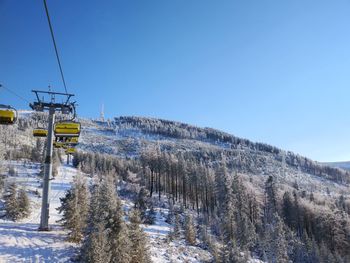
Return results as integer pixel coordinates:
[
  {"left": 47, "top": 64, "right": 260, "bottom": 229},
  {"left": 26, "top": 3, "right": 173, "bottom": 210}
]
[
  {"left": 1, "top": 114, "right": 350, "bottom": 262},
  {"left": 72, "top": 149, "right": 350, "bottom": 263}
]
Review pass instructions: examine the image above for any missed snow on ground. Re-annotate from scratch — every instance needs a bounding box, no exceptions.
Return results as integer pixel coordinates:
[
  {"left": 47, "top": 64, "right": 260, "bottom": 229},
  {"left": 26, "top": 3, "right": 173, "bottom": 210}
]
[
  {"left": 0, "top": 161, "right": 78, "bottom": 263},
  {"left": 0, "top": 160, "right": 262, "bottom": 263},
  {"left": 143, "top": 208, "right": 213, "bottom": 263},
  {"left": 122, "top": 199, "right": 212, "bottom": 263}
]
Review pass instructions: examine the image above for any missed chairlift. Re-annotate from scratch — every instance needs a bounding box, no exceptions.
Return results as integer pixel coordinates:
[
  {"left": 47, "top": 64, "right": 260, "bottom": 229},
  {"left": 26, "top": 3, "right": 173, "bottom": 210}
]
[
  {"left": 54, "top": 120, "right": 81, "bottom": 138},
  {"left": 32, "top": 114, "right": 48, "bottom": 137},
  {"left": 56, "top": 136, "right": 79, "bottom": 145},
  {"left": 33, "top": 128, "right": 48, "bottom": 137},
  {"left": 53, "top": 141, "right": 64, "bottom": 148},
  {"left": 0, "top": 104, "right": 17, "bottom": 125},
  {"left": 65, "top": 147, "right": 76, "bottom": 155}
]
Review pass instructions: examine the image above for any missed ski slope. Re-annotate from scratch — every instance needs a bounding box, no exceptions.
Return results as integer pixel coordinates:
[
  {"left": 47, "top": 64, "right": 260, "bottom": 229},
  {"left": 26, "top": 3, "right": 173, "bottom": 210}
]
[
  {"left": 0, "top": 161, "right": 262, "bottom": 263},
  {"left": 0, "top": 162, "right": 78, "bottom": 263}
]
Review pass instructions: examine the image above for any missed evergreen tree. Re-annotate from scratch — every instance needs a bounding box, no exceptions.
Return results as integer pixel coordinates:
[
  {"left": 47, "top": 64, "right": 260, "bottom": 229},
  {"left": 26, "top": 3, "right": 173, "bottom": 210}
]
[
  {"left": 17, "top": 188, "right": 30, "bottom": 219},
  {"left": 264, "top": 176, "right": 278, "bottom": 225},
  {"left": 144, "top": 204, "right": 156, "bottom": 225},
  {"left": 57, "top": 173, "right": 89, "bottom": 242},
  {"left": 0, "top": 175, "right": 5, "bottom": 193},
  {"left": 232, "top": 173, "right": 256, "bottom": 250},
  {"left": 135, "top": 187, "right": 149, "bottom": 221},
  {"left": 185, "top": 214, "right": 196, "bottom": 245},
  {"left": 225, "top": 239, "right": 246, "bottom": 263},
  {"left": 82, "top": 175, "right": 131, "bottom": 263},
  {"left": 263, "top": 176, "right": 289, "bottom": 263},
  {"left": 208, "top": 238, "right": 221, "bottom": 263},
  {"left": 4, "top": 182, "right": 19, "bottom": 220},
  {"left": 265, "top": 213, "right": 289, "bottom": 263},
  {"left": 168, "top": 213, "right": 181, "bottom": 240},
  {"left": 99, "top": 176, "right": 130, "bottom": 263},
  {"left": 81, "top": 222, "right": 111, "bottom": 263},
  {"left": 215, "top": 166, "right": 236, "bottom": 243},
  {"left": 128, "top": 209, "right": 151, "bottom": 263},
  {"left": 282, "top": 191, "right": 294, "bottom": 228},
  {"left": 110, "top": 220, "right": 131, "bottom": 263}
]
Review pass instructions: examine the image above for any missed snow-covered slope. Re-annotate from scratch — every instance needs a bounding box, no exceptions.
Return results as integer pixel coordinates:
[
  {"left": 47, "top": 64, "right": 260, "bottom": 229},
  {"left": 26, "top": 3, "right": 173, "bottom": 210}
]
[
  {"left": 0, "top": 161, "right": 78, "bottom": 263},
  {"left": 121, "top": 199, "right": 213, "bottom": 263},
  {"left": 77, "top": 117, "right": 349, "bottom": 198},
  {"left": 0, "top": 161, "right": 217, "bottom": 263},
  {"left": 1, "top": 114, "right": 349, "bottom": 262}
]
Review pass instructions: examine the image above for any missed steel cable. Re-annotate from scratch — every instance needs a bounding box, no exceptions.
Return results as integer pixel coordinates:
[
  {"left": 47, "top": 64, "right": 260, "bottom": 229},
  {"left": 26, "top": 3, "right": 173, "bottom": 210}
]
[{"left": 43, "top": 0, "right": 68, "bottom": 94}]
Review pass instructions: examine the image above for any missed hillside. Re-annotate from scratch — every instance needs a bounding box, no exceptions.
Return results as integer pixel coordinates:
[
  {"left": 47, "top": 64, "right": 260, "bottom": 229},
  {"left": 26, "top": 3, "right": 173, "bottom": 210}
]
[
  {"left": 80, "top": 116, "right": 350, "bottom": 189},
  {"left": 0, "top": 112, "right": 349, "bottom": 263}
]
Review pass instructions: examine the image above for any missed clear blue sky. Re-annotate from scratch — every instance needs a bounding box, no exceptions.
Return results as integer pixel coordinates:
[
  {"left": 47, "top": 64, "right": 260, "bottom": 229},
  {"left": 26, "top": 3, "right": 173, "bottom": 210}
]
[{"left": 1, "top": 0, "right": 350, "bottom": 162}]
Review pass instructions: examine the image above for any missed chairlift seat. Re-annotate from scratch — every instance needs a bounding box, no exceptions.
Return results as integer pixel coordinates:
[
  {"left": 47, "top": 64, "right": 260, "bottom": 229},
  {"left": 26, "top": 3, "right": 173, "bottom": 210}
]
[
  {"left": 0, "top": 109, "right": 16, "bottom": 125},
  {"left": 33, "top": 128, "right": 48, "bottom": 137},
  {"left": 54, "top": 121, "right": 81, "bottom": 137},
  {"left": 65, "top": 147, "right": 76, "bottom": 154}
]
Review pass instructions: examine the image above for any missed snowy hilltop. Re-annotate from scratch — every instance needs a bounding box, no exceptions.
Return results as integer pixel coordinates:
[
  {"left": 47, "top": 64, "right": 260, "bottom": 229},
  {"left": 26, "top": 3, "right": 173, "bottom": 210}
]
[{"left": 0, "top": 113, "right": 349, "bottom": 262}]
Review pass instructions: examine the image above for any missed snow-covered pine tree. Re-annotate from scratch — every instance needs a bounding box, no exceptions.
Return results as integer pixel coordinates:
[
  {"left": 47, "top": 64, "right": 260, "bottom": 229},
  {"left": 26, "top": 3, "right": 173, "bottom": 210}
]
[
  {"left": 272, "top": 214, "right": 289, "bottom": 263},
  {"left": 81, "top": 178, "right": 110, "bottom": 261},
  {"left": 0, "top": 175, "right": 5, "bottom": 193},
  {"left": 225, "top": 239, "right": 246, "bottom": 263},
  {"left": 264, "top": 213, "right": 289, "bottom": 263},
  {"left": 81, "top": 221, "right": 111, "bottom": 263},
  {"left": 282, "top": 191, "right": 295, "bottom": 228},
  {"left": 110, "top": 220, "right": 131, "bottom": 263},
  {"left": 174, "top": 213, "right": 181, "bottom": 237},
  {"left": 264, "top": 175, "right": 278, "bottom": 225},
  {"left": 262, "top": 176, "right": 290, "bottom": 263},
  {"left": 128, "top": 209, "right": 151, "bottom": 263},
  {"left": 4, "top": 182, "right": 19, "bottom": 220},
  {"left": 144, "top": 203, "right": 156, "bottom": 225},
  {"left": 81, "top": 174, "right": 130, "bottom": 263},
  {"left": 231, "top": 173, "right": 256, "bottom": 250},
  {"left": 17, "top": 188, "right": 30, "bottom": 219},
  {"left": 57, "top": 172, "right": 89, "bottom": 242},
  {"left": 185, "top": 214, "right": 196, "bottom": 245},
  {"left": 206, "top": 234, "right": 221, "bottom": 263},
  {"left": 168, "top": 212, "right": 181, "bottom": 241},
  {"left": 135, "top": 187, "right": 149, "bottom": 221},
  {"left": 99, "top": 176, "right": 131, "bottom": 263},
  {"left": 215, "top": 165, "right": 236, "bottom": 244}
]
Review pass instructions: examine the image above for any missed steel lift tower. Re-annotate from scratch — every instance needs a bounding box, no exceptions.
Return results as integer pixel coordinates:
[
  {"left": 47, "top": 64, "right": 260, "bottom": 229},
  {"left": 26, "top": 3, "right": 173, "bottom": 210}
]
[{"left": 30, "top": 90, "right": 75, "bottom": 231}]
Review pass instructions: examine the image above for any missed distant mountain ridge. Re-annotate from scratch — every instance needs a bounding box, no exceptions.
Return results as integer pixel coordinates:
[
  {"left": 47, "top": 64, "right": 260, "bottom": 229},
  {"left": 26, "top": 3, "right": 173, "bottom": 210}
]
[
  {"left": 78, "top": 116, "right": 350, "bottom": 186},
  {"left": 322, "top": 161, "right": 350, "bottom": 171}
]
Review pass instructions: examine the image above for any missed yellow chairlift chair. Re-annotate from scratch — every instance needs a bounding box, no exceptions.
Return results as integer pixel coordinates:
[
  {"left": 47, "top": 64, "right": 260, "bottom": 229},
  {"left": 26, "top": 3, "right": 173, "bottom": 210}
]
[
  {"left": 54, "top": 121, "right": 81, "bottom": 138},
  {"left": 33, "top": 128, "right": 48, "bottom": 137},
  {"left": 53, "top": 141, "right": 64, "bottom": 149},
  {"left": 0, "top": 105, "right": 17, "bottom": 125},
  {"left": 65, "top": 147, "right": 76, "bottom": 155}
]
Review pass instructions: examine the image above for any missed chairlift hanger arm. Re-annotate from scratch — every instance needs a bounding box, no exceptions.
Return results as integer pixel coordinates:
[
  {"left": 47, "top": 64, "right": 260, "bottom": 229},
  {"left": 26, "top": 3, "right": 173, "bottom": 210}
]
[
  {"left": 64, "top": 95, "right": 74, "bottom": 105},
  {"left": 0, "top": 104, "right": 14, "bottom": 109},
  {"left": 30, "top": 90, "right": 76, "bottom": 115},
  {"left": 30, "top": 101, "right": 72, "bottom": 111},
  {"left": 31, "top": 90, "right": 74, "bottom": 99}
]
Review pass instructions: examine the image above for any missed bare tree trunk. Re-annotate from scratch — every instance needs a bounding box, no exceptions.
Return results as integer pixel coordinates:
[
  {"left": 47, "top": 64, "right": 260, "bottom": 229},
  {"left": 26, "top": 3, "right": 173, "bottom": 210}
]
[{"left": 150, "top": 169, "right": 154, "bottom": 197}]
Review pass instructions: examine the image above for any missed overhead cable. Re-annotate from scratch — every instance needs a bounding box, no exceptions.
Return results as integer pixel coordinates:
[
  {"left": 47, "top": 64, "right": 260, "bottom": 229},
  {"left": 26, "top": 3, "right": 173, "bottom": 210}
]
[
  {"left": 43, "top": 0, "right": 68, "bottom": 94},
  {"left": 0, "top": 84, "right": 30, "bottom": 104}
]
